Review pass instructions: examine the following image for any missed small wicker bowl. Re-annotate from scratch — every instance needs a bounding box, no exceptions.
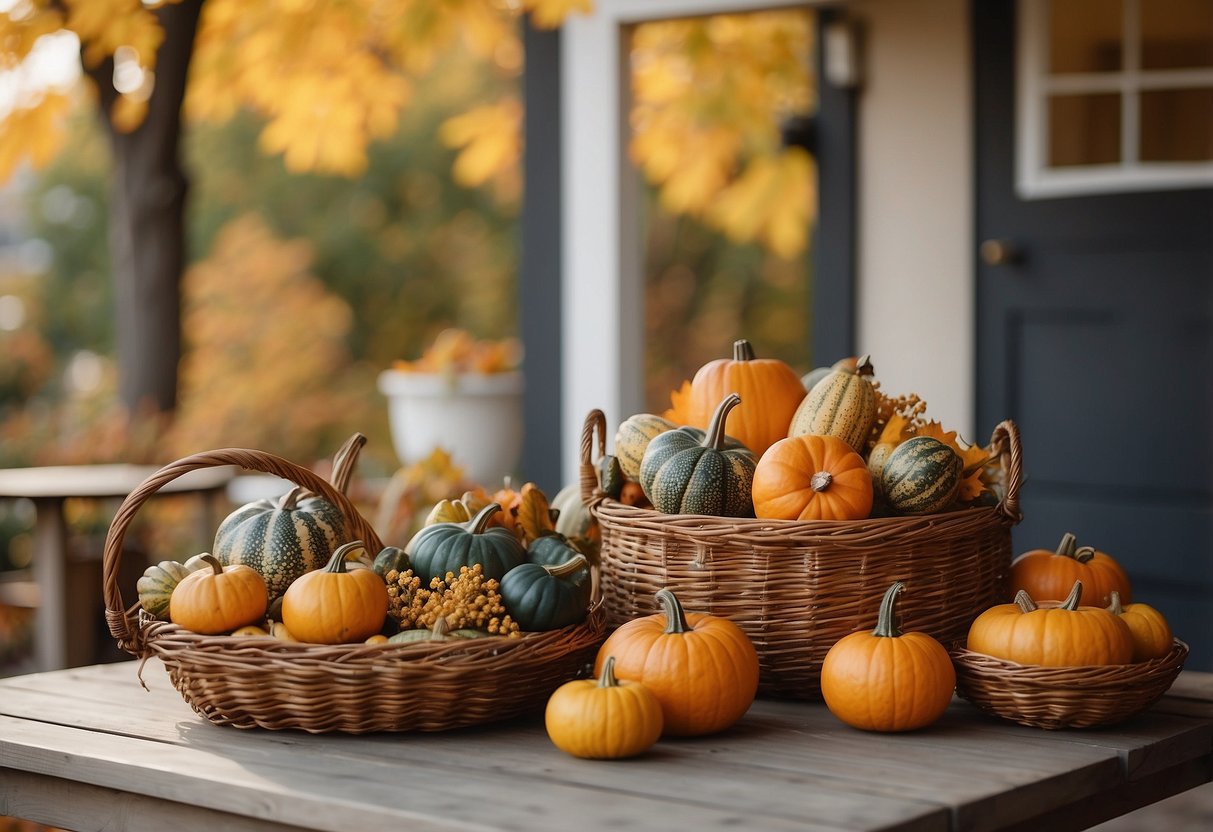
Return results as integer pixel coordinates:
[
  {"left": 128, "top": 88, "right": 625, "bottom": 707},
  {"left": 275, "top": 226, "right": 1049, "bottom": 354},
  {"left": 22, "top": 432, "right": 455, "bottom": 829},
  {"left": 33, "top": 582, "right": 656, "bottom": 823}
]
[{"left": 950, "top": 639, "right": 1190, "bottom": 729}]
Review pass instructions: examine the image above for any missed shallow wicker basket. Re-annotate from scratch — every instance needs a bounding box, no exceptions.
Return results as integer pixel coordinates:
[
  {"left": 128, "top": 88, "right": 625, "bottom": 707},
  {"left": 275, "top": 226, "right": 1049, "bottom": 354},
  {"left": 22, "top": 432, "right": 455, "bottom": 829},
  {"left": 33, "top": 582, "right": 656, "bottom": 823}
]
[
  {"left": 951, "top": 640, "right": 1189, "bottom": 729},
  {"left": 102, "top": 444, "right": 605, "bottom": 734},
  {"left": 581, "top": 410, "right": 1023, "bottom": 699}
]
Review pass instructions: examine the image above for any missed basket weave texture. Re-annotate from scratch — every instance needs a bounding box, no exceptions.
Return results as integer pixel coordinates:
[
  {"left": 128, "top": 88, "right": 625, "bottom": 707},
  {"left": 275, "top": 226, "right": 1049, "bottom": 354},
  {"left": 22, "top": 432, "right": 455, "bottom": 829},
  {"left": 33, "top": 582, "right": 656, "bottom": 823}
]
[
  {"left": 581, "top": 410, "right": 1023, "bottom": 699},
  {"left": 951, "top": 640, "right": 1189, "bottom": 729},
  {"left": 103, "top": 442, "right": 604, "bottom": 734}
]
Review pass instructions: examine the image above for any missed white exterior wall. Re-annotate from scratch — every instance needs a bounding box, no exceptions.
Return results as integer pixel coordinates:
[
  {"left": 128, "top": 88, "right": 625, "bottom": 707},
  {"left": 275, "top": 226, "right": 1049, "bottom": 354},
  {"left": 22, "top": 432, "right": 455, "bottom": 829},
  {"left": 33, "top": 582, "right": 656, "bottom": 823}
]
[{"left": 561, "top": 0, "right": 975, "bottom": 484}]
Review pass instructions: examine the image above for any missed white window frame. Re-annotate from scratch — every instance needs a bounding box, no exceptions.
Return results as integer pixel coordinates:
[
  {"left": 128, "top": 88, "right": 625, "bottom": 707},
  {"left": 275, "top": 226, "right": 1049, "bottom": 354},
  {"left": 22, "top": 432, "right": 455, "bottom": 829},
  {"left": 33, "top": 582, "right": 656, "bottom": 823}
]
[{"left": 1017, "top": 0, "right": 1213, "bottom": 199}]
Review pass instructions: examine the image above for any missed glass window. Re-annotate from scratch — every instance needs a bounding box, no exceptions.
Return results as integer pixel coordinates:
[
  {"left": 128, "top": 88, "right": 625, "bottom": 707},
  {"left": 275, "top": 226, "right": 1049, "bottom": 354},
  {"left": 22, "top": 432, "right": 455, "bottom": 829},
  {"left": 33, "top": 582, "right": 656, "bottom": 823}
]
[
  {"left": 1049, "top": 93, "right": 1122, "bottom": 166},
  {"left": 1141, "top": 0, "right": 1213, "bottom": 69},
  {"left": 1049, "top": 0, "right": 1123, "bottom": 73},
  {"left": 1140, "top": 88, "right": 1213, "bottom": 161}
]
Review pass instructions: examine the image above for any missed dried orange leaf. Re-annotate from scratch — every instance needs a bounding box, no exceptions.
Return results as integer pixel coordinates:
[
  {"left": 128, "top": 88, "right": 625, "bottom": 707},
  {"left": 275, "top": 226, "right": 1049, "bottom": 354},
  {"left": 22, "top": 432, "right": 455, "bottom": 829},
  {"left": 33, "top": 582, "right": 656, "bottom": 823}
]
[
  {"left": 515, "top": 482, "right": 556, "bottom": 545},
  {"left": 663, "top": 379, "right": 693, "bottom": 424}
]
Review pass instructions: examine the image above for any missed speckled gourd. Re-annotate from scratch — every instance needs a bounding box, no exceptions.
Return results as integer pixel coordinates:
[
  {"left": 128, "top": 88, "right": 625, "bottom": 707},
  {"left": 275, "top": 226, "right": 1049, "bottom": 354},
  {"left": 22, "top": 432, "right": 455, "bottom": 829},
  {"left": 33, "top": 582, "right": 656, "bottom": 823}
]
[
  {"left": 879, "top": 436, "right": 963, "bottom": 515},
  {"left": 614, "top": 413, "right": 678, "bottom": 480},
  {"left": 788, "top": 355, "right": 878, "bottom": 453}
]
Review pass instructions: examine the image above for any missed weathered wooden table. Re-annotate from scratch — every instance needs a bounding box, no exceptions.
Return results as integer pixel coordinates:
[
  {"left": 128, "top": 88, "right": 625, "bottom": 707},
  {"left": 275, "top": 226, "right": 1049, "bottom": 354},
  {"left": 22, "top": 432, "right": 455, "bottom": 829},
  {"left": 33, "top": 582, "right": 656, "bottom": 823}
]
[
  {"left": 0, "top": 661, "right": 1210, "bottom": 831},
  {"left": 0, "top": 464, "right": 235, "bottom": 670}
]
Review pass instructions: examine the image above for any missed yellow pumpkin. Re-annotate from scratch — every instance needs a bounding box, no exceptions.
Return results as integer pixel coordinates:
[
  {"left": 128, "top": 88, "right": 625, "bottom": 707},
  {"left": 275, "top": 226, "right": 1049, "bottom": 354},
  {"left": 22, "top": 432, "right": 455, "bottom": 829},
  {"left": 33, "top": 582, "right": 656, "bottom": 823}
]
[{"left": 1108, "top": 591, "right": 1174, "bottom": 662}]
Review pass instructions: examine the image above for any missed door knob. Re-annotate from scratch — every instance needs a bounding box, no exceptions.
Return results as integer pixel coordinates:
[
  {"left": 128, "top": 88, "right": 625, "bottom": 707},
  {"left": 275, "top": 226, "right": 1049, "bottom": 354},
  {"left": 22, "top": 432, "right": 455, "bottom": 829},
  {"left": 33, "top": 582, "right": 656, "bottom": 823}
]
[{"left": 980, "top": 239, "right": 1020, "bottom": 266}]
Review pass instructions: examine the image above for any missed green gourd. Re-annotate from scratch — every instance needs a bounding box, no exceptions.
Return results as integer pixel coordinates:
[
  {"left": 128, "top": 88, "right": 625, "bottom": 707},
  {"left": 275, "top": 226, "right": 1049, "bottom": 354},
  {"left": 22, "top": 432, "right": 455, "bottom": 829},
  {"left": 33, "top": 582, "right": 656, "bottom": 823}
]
[
  {"left": 527, "top": 533, "right": 592, "bottom": 589},
  {"left": 880, "top": 436, "right": 963, "bottom": 515},
  {"left": 597, "top": 454, "right": 626, "bottom": 499},
  {"left": 614, "top": 413, "right": 678, "bottom": 480},
  {"left": 372, "top": 546, "right": 410, "bottom": 577},
  {"left": 638, "top": 393, "right": 756, "bottom": 517},
  {"left": 788, "top": 355, "right": 878, "bottom": 453},
  {"left": 405, "top": 502, "right": 526, "bottom": 584},
  {"left": 500, "top": 555, "right": 591, "bottom": 631},
  {"left": 213, "top": 485, "right": 348, "bottom": 601},
  {"left": 136, "top": 559, "right": 199, "bottom": 620},
  {"left": 387, "top": 618, "right": 491, "bottom": 644}
]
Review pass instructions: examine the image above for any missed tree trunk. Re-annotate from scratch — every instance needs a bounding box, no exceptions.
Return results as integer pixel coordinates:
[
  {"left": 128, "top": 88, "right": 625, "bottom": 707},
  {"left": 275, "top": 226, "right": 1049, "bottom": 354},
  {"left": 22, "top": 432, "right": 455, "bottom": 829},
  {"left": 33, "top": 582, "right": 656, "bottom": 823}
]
[{"left": 87, "top": 0, "right": 203, "bottom": 415}]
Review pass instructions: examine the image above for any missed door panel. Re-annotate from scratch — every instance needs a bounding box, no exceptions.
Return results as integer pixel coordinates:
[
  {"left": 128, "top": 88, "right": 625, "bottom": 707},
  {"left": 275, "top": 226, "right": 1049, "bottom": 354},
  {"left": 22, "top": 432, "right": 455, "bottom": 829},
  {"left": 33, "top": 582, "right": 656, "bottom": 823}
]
[{"left": 976, "top": 0, "right": 1213, "bottom": 669}]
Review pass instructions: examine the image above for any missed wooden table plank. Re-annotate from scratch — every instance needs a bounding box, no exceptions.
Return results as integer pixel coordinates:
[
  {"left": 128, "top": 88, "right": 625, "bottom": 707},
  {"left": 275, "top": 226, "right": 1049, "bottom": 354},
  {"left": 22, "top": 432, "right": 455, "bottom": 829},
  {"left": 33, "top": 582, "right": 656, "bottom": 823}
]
[{"left": 1, "top": 663, "right": 1210, "bottom": 832}]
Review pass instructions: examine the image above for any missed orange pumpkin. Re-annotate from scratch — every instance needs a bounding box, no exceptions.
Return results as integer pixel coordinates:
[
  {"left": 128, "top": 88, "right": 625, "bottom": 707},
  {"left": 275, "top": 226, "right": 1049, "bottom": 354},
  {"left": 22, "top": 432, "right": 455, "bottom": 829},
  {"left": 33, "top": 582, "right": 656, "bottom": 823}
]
[
  {"left": 821, "top": 582, "right": 956, "bottom": 732},
  {"left": 169, "top": 554, "right": 268, "bottom": 635},
  {"left": 967, "top": 581, "right": 1134, "bottom": 666},
  {"left": 282, "top": 540, "right": 389, "bottom": 644},
  {"left": 684, "top": 339, "right": 805, "bottom": 457},
  {"left": 595, "top": 588, "right": 759, "bottom": 736},
  {"left": 1108, "top": 591, "right": 1174, "bottom": 662},
  {"left": 545, "top": 656, "right": 665, "bottom": 759},
  {"left": 752, "top": 434, "right": 873, "bottom": 521},
  {"left": 1009, "top": 532, "right": 1132, "bottom": 607}
]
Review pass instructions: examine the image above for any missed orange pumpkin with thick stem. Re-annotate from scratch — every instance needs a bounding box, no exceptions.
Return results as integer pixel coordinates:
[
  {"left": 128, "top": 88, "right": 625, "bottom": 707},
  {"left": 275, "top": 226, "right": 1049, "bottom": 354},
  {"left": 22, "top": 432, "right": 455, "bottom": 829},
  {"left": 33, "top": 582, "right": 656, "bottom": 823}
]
[
  {"left": 1009, "top": 532, "right": 1132, "bottom": 607},
  {"left": 595, "top": 588, "right": 759, "bottom": 736},
  {"left": 821, "top": 581, "right": 955, "bottom": 732},
  {"left": 282, "top": 540, "right": 389, "bottom": 644},
  {"left": 752, "top": 434, "right": 873, "bottom": 521},
  {"left": 967, "top": 581, "right": 1134, "bottom": 666},
  {"left": 1108, "top": 591, "right": 1174, "bottom": 662},
  {"left": 684, "top": 339, "right": 805, "bottom": 457},
  {"left": 169, "top": 554, "right": 268, "bottom": 635}
]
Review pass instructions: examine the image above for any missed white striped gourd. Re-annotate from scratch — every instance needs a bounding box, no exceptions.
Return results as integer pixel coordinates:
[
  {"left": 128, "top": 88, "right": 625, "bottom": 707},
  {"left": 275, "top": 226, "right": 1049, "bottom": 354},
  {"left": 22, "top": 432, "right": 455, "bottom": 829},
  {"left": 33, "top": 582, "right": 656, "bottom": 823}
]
[
  {"left": 879, "top": 436, "right": 962, "bottom": 515},
  {"left": 788, "top": 355, "right": 877, "bottom": 453},
  {"left": 614, "top": 413, "right": 677, "bottom": 480}
]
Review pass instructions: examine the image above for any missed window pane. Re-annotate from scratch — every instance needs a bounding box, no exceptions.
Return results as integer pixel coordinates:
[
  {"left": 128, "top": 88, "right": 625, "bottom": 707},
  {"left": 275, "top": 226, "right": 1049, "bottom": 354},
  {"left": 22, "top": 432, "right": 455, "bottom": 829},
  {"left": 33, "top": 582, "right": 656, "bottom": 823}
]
[
  {"left": 1049, "top": 93, "right": 1122, "bottom": 166},
  {"left": 1141, "top": 88, "right": 1213, "bottom": 161},
  {"left": 1142, "top": 0, "right": 1213, "bottom": 69},
  {"left": 1050, "top": 0, "right": 1123, "bottom": 73}
]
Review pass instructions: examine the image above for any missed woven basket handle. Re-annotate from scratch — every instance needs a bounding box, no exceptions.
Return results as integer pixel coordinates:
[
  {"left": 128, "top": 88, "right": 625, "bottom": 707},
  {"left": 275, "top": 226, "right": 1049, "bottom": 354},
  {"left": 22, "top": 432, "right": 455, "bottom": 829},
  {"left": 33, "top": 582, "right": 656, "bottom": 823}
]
[
  {"left": 102, "top": 447, "right": 384, "bottom": 652},
  {"left": 988, "top": 419, "right": 1023, "bottom": 524},
  {"left": 578, "top": 409, "right": 608, "bottom": 511}
]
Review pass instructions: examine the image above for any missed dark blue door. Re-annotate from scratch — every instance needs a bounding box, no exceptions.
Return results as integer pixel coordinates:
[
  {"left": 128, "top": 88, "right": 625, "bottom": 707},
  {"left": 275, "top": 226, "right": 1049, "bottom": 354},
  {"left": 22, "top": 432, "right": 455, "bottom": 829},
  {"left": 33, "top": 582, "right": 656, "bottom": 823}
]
[{"left": 975, "top": 1, "right": 1213, "bottom": 668}]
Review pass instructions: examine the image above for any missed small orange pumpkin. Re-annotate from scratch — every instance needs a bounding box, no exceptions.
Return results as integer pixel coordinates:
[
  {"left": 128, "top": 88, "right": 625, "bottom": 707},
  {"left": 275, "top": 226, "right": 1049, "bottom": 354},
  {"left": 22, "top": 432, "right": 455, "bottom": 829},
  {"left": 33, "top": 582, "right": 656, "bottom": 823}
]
[
  {"left": 595, "top": 588, "right": 759, "bottom": 736},
  {"left": 752, "top": 434, "right": 873, "bottom": 521},
  {"left": 282, "top": 540, "right": 389, "bottom": 644},
  {"left": 684, "top": 339, "right": 805, "bottom": 457},
  {"left": 1108, "top": 591, "right": 1174, "bottom": 662},
  {"left": 821, "top": 581, "right": 955, "bottom": 732},
  {"left": 169, "top": 554, "right": 268, "bottom": 635},
  {"left": 967, "top": 581, "right": 1134, "bottom": 666},
  {"left": 1009, "top": 532, "right": 1132, "bottom": 607},
  {"left": 545, "top": 656, "right": 665, "bottom": 759}
]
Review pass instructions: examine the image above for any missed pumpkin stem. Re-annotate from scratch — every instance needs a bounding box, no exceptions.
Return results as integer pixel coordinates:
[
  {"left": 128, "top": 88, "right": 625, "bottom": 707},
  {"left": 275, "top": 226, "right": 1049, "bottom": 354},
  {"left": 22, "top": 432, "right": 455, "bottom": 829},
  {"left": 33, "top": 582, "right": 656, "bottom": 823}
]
[
  {"left": 466, "top": 502, "right": 503, "bottom": 534},
  {"left": 810, "top": 471, "right": 833, "bottom": 492},
  {"left": 703, "top": 393, "right": 742, "bottom": 451},
  {"left": 853, "top": 354, "right": 875, "bottom": 377},
  {"left": 544, "top": 554, "right": 588, "bottom": 579},
  {"left": 1060, "top": 580, "right": 1084, "bottom": 611},
  {"left": 597, "top": 655, "right": 621, "bottom": 688},
  {"left": 431, "top": 617, "right": 451, "bottom": 639},
  {"left": 277, "top": 485, "right": 305, "bottom": 511},
  {"left": 197, "top": 554, "right": 224, "bottom": 576},
  {"left": 1055, "top": 532, "right": 1078, "bottom": 557},
  {"left": 1109, "top": 591, "right": 1124, "bottom": 616},
  {"left": 872, "top": 581, "right": 905, "bottom": 638},
  {"left": 655, "top": 588, "right": 692, "bottom": 635},
  {"left": 324, "top": 540, "right": 365, "bottom": 573},
  {"left": 329, "top": 433, "right": 367, "bottom": 494},
  {"left": 1014, "top": 589, "right": 1038, "bottom": 613},
  {"left": 732, "top": 339, "right": 756, "bottom": 361},
  {"left": 1072, "top": 546, "right": 1097, "bottom": 564}
]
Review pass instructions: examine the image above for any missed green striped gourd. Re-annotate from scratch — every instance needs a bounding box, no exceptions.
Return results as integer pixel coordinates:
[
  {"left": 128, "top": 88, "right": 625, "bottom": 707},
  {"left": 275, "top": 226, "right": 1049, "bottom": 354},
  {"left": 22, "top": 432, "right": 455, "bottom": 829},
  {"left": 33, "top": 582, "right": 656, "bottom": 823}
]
[
  {"left": 639, "top": 393, "right": 756, "bottom": 517},
  {"left": 213, "top": 485, "right": 348, "bottom": 601},
  {"left": 614, "top": 413, "right": 678, "bottom": 480},
  {"left": 136, "top": 559, "right": 201, "bottom": 620},
  {"left": 405, "top": 502, "right": 526, "bottom": 584},
  {"left": 788, "top": 355, "right": 877, "bottom": 453},
  {"left": 500, "top": 555, "right": 591, "bottom": 631},
  {"left": 879, "top": 436, "right": 963, "bottom": 515}
]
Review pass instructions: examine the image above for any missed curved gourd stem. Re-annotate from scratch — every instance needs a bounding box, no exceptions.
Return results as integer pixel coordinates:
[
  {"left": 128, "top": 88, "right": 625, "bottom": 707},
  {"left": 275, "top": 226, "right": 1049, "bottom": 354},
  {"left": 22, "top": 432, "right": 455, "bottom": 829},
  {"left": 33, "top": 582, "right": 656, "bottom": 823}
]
[
  {"left": 1060, "top": 580, "right": 1084, "bottom": 610},
  {"left": 277, "top": 485, "right": 304, "bottom": 510},
  {"left": 197, "top": 554, "right": 224, "bottom": 576},
  {"left": 597, "top": 655, "right": 621, "bottom": 688},
  {"left": 732, "top": 339, "right": 755, "bottom": 361},
  {"left": 655, "top": 588, "right": 692, "bottom": 635},
  {"left": 1072, "top": 546, "right": 1097, "bottom": 564},
  {"left": 323, "top": 540, "right": 365, "bottom": 573},
  {"left": 853, "top": 354, "right": 875, "bottom": 377},
  {"left": 465, "top": 502, "right": 503, "bottom": 534},
  {"left": 703, "top": 394, "right": 742, "bottom": 451},
  {"left": 544, "top": 554, "right": 588, "bottom": 579},
  {"left": 1014, "top": 589, "right": 1038, "bottom": 613},
  {"left": 431, "top": 617, "right": 451, "bottom": 639},
  {"left": 872, "top": 581, "right": 905, "bottom": 638},
  {"left": 1108, "top": 590, "right": 1124, "bottom": 616},
  {"left": 1054, "top": 531, "right": 1098, "bottom": 562},
  {"left": 328, "top": 433, "right": 367, "bottom": 494}
]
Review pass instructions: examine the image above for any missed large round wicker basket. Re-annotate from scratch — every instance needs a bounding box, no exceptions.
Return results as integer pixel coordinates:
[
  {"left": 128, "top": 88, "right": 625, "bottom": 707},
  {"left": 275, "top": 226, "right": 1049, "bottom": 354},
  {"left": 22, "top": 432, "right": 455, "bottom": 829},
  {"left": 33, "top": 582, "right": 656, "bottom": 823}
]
[
  {"left": 102, "top": 442, "right": 604, "bottom": 733},
  {"left": 580, "top": 410, "right": 1023, "bottom": 699}
]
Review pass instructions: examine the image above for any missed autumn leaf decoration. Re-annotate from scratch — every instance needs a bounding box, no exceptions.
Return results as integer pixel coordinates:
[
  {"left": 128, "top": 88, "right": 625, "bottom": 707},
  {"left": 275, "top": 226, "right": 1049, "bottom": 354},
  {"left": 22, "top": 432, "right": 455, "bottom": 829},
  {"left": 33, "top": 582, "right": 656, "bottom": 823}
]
[
  {"left": 514, "top": 482, "right": 558, "bottom": 546},
  {"left": 663, "top": 379, "right": 694, "bottom": 424}
]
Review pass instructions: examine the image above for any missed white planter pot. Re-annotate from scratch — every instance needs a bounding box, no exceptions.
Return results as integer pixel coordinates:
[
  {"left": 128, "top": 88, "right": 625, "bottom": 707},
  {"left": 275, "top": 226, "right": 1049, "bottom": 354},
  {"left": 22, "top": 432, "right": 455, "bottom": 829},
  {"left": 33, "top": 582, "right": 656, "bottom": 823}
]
[{"left": 377, "top": 369, "right": 523, "bottom": 487}]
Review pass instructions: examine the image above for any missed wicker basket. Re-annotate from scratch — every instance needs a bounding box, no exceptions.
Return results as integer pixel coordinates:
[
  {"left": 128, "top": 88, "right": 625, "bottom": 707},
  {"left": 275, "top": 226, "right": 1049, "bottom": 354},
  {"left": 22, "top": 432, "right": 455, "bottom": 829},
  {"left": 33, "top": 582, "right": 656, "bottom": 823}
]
[
  {"left": 102, "top": 444, "right": 605, "bottom": 734},
  {"left": 580, "top": 410, "right": 1023, "bottom": 699},
  {"left": 951, "top": 640, "right": 1190, "bottom": 729}
]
